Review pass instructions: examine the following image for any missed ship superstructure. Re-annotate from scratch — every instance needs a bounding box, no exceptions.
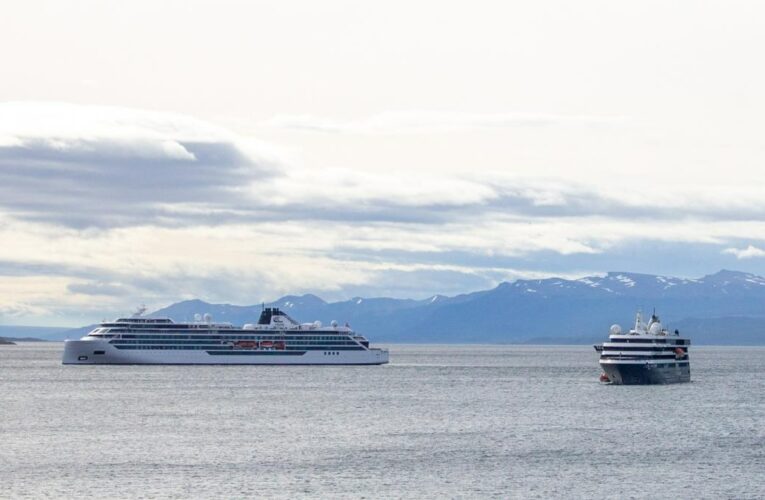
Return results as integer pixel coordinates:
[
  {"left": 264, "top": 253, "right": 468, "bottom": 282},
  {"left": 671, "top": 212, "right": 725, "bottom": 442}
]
[
  {"left": 594, "top": 311, "right": 690, "bottom": 384},
  {"left": 63, "top": 307, "right": 388, "bottom": 365}
]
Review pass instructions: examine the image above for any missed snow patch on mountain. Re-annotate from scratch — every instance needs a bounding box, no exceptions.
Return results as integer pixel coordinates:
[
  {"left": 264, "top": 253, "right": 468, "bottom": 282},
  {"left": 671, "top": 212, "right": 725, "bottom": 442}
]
[
  {"left": 612, "top": 274, "right": 636, "bottom": 287},
  {"left": 578, "top": 278, "right": 599, "bottom": 287}
]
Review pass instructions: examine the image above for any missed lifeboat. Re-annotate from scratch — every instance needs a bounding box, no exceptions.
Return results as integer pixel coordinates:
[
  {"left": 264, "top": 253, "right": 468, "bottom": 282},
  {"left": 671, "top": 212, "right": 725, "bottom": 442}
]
[
  {"left": 261, "top": 340, "right": 274, "bottom": 349},
  {"left": 674, "top": 347, "right": 685, "bottom": 358},
  {"left": 234, "top": 340, "right": 258, "bottom": 349},
  {"left": 274, "top": 340, "right": 286, "bottom": 350}
]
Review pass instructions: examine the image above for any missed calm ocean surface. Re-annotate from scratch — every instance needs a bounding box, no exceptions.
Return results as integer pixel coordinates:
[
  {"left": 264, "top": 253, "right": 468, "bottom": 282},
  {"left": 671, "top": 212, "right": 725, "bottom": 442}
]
[{"left": 1, "top": 343, "right": 763, "bottom": 499}]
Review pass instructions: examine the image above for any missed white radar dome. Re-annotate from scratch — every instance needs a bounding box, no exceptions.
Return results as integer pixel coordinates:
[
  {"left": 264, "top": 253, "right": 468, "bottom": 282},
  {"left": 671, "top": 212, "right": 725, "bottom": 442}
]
[
  {"left": 313, "top": 320, "right": 322, "bottom": 328},
  {"left": 331, "top": 320, "right": 338, "bottom": 327},
  {"left": 194, "top": 313, "right": 202, "bottom": 322},
  {"left": 609, "top": 324, "right": 622, "bottom": 335},
  {"left": 203, "top": 313, "right": 212, "bottom": 323},
  {"left": 649, "top": 322, "right": 662, "bottom": 335}
]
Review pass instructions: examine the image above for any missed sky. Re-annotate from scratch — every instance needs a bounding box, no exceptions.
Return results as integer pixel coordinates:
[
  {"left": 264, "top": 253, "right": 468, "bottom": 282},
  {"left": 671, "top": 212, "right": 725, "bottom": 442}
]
[{"left": 2, "top": 0, "right": 765, "bottom": 326}]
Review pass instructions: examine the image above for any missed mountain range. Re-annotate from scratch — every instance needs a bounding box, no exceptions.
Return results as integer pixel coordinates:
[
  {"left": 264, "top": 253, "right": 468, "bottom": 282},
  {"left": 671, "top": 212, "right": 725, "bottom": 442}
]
[{"left": 14, "top": 270, "right": 765, "bottom": 344}]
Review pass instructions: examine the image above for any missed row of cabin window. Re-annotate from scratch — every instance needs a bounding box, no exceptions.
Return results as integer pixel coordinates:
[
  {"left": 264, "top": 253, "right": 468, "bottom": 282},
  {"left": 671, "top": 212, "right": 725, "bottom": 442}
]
[
  {"left": 113, "top": 345, "right": 365, "bottom": 351},
  {"left": 609, "top": 338, "right": 687, "bottom": 345},
  {"left": 115, "top": 335, "right": 346, "bottom": 341},
  {"left": 600, "top": 354, "right": 687, "bottom": 359},
  {"left": 602, "top": 346, "right": 686, "bottom": 352},
  {"left": 111, "top": 339, "right": 359, "bottom": 345},
  {"left": 100, "top": 325, "right": 236, "bottom": 330}
]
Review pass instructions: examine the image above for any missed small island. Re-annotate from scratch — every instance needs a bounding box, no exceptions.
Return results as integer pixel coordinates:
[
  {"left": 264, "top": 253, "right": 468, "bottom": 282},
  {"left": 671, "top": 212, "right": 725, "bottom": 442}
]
[{"left": 0, "top": 337, "right": 16, "bottom": 345}]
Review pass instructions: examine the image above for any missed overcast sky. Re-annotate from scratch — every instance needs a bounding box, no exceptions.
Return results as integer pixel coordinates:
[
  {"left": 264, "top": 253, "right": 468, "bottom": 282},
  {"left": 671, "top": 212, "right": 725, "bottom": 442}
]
[{"left": 2, "top": 0, "right": 765, "bottom": 325}]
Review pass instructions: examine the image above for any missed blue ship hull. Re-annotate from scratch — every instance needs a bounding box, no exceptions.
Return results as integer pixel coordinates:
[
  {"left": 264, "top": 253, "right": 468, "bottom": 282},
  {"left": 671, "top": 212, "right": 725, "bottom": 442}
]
[{"left": 602, "top": 362, "right": 690, "bottom": 385}]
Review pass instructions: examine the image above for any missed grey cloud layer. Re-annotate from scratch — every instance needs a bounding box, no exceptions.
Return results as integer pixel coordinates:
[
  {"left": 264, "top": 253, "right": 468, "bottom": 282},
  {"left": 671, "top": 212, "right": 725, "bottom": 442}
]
[
  {"left": 1, "top": 103, "right": 761, "bottom": 228},
  {"left": 0, "top": 138, "right": 271, "bottom": 227},
  {"left": 0, "top": 102, "right": 280, "bottom": 227},
  {"left": 2, "top": 135, "right": 764, "bottom": 228}
]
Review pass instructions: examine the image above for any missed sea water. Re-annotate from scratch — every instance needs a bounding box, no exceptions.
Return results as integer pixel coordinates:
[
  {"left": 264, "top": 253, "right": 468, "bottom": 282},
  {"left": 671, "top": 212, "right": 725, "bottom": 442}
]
[{"left": 1, "top": 343, "right": 763, "bottom": 499}]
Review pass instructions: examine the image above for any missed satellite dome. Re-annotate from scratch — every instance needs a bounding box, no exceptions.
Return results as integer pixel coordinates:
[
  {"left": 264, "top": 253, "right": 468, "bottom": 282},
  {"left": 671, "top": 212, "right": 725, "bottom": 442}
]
[
  {"left": 203, "top": 313, "right": 212, "bottom": 323},
  {"left": 649, "top": 322, "right": 662, "bottom": 335},
  {"left": 313, "top": 320, "right": 322, "bottom": 328},
  {"left": 609, "top": 324, "right": 622, "bottom": 335},
  {"left": 194, "top": 313, "right": 202, "bottom": 322},
  {"left": 331, "top": 320, "right": 338, "bottom": 328}
]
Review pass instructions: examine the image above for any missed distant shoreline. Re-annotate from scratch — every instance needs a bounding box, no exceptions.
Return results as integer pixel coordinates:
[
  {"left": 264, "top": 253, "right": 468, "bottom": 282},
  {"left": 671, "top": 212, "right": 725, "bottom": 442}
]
[{"left": 0, "top": 337, "right": 47, "bottom": 343}]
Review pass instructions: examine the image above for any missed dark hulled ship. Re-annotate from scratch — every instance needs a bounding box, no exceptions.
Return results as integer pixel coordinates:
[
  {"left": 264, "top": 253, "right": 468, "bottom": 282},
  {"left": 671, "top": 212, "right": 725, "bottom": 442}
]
[{"left": 594, "top": 311, "right": 690, "bottom": 385}]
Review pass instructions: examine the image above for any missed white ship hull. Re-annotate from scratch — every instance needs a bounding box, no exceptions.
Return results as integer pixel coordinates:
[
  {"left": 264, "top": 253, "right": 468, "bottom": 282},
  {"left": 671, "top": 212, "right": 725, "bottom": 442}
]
[{"left": 63, "top": 339, "right": 389, "bottom": 365}]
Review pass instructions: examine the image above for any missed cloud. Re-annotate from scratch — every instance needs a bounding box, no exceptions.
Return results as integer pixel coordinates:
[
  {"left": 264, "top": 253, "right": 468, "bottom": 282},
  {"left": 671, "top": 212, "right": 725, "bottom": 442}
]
[
  {"left": 3, "top": 210, "right": 765, "bottom": 324},
  {"left": 242, "top": 168, "right": 765, "bottom": 226},
  {"left": 0, "top": 213, "right": 608, "bottom": 322},
  {"left": 4, "top": 102, "right": 765, "bottom": 324},
  {"left": 2, "top": 102, "right": 764, "bottom": 230},
  {"left": 0, "top": 102, "right": 278, "bottom": 227},
  {"left": 723, "top": 245, "right": 765, "bottom": 259},
  {"left": 262, "top": 110, "right": 627, "bottom": 134},
  {"left": 247, "top": 167, "right": 499, "bottom": 216},
  {"left": 67, "top": 281, "right": 130, "bottom": 297}
]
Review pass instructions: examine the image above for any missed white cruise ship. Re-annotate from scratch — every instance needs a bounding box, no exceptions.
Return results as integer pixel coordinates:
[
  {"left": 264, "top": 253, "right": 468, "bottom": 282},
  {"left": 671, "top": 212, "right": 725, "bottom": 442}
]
[
  {"left": 63, "top": 307, "right": 389, "bottom": 365},
  {"left": 594, "top": 311, "right": 690, "bottom": 384}
]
